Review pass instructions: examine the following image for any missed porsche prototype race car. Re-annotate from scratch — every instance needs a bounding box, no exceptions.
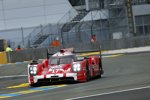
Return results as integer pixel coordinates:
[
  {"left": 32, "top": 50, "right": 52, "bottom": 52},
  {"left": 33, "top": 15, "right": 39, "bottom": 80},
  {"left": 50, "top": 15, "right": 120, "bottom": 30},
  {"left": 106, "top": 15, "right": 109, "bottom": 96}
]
[{"left": 28, "top": 48, "right": 103, "bottom": 86}]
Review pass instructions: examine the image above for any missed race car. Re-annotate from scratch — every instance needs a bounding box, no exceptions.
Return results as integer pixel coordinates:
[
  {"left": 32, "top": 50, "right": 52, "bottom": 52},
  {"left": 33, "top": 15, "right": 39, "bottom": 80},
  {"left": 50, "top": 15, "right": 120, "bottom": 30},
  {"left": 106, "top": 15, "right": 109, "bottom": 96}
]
[{"left": 28, "top": 48, "right": 103, "bottom": 86}]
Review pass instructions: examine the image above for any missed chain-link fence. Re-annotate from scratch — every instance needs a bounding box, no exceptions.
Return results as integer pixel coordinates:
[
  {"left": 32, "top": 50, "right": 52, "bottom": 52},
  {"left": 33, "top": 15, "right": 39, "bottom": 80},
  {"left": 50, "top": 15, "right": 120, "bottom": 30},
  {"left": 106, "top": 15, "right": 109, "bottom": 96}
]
[{"left": 17, "top": 24, "right": 61, "bottom": 48}]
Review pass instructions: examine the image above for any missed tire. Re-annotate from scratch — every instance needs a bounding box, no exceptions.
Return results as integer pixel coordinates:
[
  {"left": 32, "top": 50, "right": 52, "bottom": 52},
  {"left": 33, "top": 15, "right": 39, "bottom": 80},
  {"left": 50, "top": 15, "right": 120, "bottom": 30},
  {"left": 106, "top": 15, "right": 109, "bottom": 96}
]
[
  {"left": 98, "top": 68, "right": 102, "bottom": 78},
  {"left": 98, "top": 61, "right": 102, "bottom": 78},
  {"left": 101, "top": 69, "right": 104, "bottom": 75},
  {"left": 86, "top": 65, "right": 91, "bottom": 81},
  {"left": 30, "top": 83, "right": 39, "bottom": 87},
  {"left": 99, "top": 59, "right": 104, "bottom": 75}
]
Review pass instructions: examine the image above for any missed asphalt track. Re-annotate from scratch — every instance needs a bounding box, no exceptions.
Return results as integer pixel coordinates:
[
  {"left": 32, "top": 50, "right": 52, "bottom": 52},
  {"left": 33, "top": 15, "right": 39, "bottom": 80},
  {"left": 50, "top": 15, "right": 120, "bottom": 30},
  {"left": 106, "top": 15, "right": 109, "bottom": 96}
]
[{"left": 0, "top": 53, "right": 150, "bottom": 100}]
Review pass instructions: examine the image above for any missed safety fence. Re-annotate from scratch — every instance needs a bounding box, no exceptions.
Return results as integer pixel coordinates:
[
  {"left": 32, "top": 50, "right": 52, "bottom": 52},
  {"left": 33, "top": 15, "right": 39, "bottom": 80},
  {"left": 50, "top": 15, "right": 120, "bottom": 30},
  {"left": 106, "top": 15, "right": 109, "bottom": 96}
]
[{"left": 0, "top": 35, "right": 150, "bottom": 64}]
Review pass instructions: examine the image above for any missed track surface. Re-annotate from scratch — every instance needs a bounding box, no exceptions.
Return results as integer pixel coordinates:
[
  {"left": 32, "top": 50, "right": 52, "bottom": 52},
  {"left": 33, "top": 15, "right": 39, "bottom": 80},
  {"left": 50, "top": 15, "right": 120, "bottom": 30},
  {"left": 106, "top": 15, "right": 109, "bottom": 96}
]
[{"left": 0, "top": 53, "right": 150, "bottom": 100}]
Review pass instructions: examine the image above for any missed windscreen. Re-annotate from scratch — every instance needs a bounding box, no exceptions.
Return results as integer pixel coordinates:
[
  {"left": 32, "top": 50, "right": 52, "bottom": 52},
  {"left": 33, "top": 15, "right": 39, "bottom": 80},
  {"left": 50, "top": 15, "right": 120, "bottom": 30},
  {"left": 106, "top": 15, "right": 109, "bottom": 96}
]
[
  {"left": 59, "top": 58, "right": 73, "bottom": 64},
  {"left": 50, "top": 58, "right": 58, "bottom": 65},
  {"left": 49, "top": 55, "right": 76, "bottom": 65}
]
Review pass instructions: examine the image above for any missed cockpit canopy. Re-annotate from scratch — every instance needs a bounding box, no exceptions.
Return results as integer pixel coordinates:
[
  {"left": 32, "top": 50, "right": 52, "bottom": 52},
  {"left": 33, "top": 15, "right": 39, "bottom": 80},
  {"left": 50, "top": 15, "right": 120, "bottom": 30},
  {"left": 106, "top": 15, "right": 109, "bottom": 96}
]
[{"left": 49, "top": 55, "right": 77, "bottom": 65}]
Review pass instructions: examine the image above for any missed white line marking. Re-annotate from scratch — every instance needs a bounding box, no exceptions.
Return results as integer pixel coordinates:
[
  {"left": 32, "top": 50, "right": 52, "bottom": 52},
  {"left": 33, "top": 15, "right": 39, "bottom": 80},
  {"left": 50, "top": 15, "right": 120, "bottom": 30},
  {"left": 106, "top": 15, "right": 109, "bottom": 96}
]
[
  {"left": 66, "top": 85, "right": 150, "bottom": 100},
  {"left": 0, "top": 75, "right": 27, "bottom": 79}
]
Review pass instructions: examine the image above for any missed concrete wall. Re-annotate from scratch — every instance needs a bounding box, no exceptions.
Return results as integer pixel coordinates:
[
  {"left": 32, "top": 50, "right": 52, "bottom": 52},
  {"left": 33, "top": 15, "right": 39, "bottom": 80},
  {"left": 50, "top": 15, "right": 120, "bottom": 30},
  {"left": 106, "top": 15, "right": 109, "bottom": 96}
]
[{"left": 6, "top": 46, "right": 63, "bottom": 63}]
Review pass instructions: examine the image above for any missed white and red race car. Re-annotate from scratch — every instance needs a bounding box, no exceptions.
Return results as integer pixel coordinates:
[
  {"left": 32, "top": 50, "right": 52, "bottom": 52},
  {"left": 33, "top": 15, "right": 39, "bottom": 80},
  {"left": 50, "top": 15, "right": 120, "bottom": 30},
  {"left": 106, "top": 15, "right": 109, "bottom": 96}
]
[{"left": 28, "top": 48, "right": 103, "bottom": 86}]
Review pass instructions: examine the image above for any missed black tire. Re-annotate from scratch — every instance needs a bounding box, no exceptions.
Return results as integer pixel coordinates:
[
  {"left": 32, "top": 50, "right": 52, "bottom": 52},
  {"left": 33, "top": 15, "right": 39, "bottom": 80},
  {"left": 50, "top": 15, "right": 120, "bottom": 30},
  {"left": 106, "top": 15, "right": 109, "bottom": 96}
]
[
  {"left": 98, "top": 61, "right": 102, "bottom": 78},
  {"left": 99, "top": 59, "right": 104, "bottom": 75},
  {"left": 86, "top": 64, "right": 91, "bottom": 81},
  {"left": 101, "top": 69, "right": 104, "bottom": 75},
  {"left": 30, "top": 83, "right": 39, "bottom": 87},
  {"left": 98, "top": 68, "right": 102, "bottom": 78}
]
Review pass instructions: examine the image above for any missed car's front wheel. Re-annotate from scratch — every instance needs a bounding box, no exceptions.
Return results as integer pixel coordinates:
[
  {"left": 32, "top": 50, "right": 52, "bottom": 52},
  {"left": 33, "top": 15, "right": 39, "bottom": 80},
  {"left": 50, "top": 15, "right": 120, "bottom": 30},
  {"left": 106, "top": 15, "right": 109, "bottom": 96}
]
[{"left": 30, "top": 83, "right": 39, "bottom": 87}]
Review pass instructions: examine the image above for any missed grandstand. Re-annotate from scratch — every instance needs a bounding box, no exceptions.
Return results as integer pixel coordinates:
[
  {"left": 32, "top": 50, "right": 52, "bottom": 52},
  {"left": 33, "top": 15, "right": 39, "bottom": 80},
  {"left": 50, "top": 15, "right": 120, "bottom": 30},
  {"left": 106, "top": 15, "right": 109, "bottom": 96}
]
[{"left": 0, "top": 0, "right": 150, "bottom": 49}]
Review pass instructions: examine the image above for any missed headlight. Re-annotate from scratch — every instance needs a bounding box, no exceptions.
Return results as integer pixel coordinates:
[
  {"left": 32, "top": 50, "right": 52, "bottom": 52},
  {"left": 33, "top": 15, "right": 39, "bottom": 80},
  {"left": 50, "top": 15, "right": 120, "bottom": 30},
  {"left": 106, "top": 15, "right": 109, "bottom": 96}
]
[
  {"left": 29, "top": 65, "right": 38, "bottom": 75},
  {"left": 72, "top": 63, "right": 81, "bottom": 72}
]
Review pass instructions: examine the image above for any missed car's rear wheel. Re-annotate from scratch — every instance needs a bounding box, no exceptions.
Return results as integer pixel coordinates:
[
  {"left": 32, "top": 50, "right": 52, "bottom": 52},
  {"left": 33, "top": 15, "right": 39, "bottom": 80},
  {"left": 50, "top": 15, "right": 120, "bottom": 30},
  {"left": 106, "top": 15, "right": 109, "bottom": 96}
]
[
  {"left": 98, "top": 68, "right": 102, "bottom": 78},
  {"left": 86, "top": 63, "right": 91, "bottom": 81},
  {"left": 98, "top": 61, "right": 103, "bottom": 78},
  {"left": 99, "top": 58, "right": 104, "bottom": 75}
]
